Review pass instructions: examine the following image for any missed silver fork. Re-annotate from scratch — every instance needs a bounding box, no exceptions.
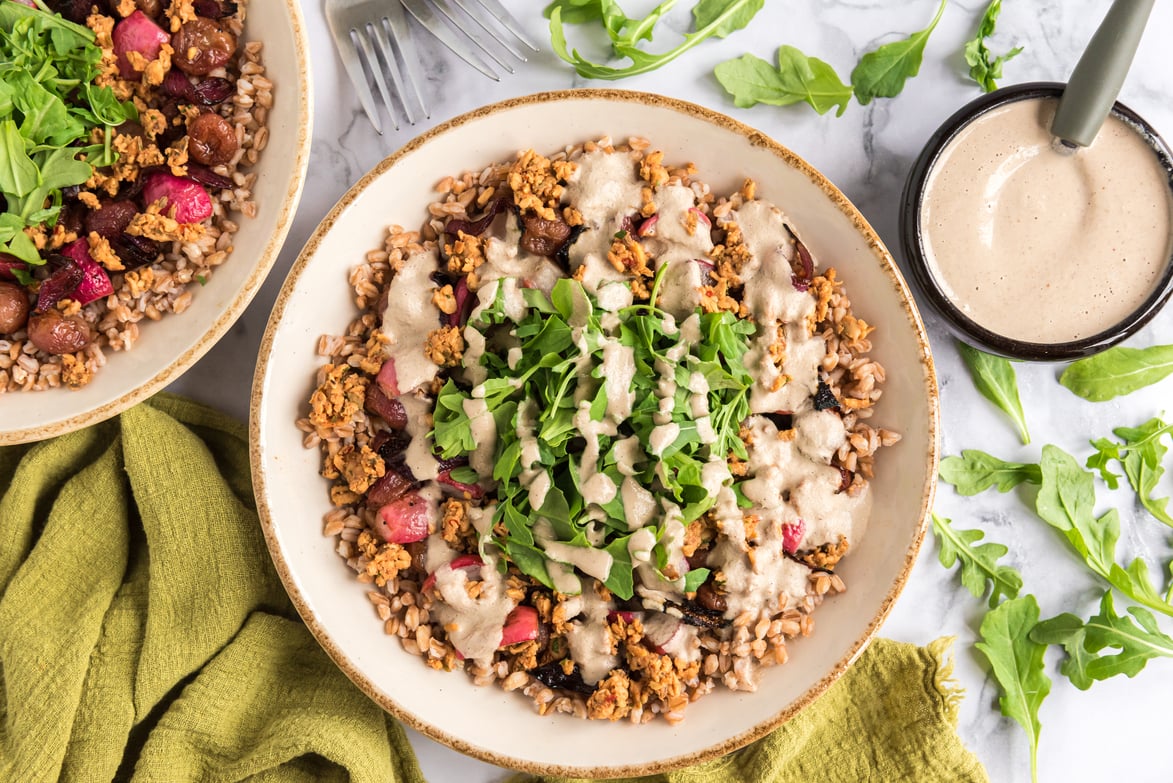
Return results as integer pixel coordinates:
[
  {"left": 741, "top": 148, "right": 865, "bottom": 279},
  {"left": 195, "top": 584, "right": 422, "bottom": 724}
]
[
  {"left": 400, "top": 0, "right": 539, "bottom": 80},
  {"left": 326, "top": 0, "right": 538, "bottom": 135},
  {"left": 325, "top": 0, "right": 428, "bottom": 135}
]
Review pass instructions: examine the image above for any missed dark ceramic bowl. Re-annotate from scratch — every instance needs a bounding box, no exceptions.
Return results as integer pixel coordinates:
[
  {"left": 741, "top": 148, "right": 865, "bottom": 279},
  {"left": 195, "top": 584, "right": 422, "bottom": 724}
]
[{"left": 900, "top": 81, "right": 1173, "bottom": 361}]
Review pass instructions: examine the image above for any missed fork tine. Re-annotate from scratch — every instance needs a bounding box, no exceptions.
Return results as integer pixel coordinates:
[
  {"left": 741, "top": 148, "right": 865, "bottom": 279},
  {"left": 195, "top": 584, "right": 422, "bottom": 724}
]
[
  {"left": 367, "top": 18, "right": 417, "bottom": 126},
  {"left": 326, "top": 18, "right": 384, "bottom": 135},
  {"left": 446, "top": 0, "right": 528, "bottom": 62},
  {"left": 384, "top": 0, "right": 430, "bottom": 119},
  {"left": 424, "top": 0, "right": 517, "bottom": 71},
  {"left": 354, "top": 25, "right": 401, "bottom": 131},
  {"left": 398, "top": 0, "right": 501, "bottom": 80},
  {"left": 465, "top": 0, "right": 539, "bottom": 51}
]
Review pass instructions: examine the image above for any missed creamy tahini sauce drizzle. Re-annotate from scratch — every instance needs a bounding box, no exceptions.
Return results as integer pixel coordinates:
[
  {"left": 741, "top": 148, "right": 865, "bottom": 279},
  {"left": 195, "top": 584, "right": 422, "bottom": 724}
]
[
  {"left": 922, "top": 97, "right": 1173, "bottom": 344},
  {"left": 734, "top": 201, "right": 824, "bottom": 413},
  {"left": 375, "top": 145, "right": 875, "bottom": 678},
  {"left": 381, "top": 250, "right": 442, "bottom": 393}
]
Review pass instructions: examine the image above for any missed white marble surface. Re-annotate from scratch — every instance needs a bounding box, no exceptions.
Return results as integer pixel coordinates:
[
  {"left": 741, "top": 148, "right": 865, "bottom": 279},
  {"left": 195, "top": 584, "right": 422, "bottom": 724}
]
[{"left": 172, "top": 1, "right": 1173, "bottom": 780}]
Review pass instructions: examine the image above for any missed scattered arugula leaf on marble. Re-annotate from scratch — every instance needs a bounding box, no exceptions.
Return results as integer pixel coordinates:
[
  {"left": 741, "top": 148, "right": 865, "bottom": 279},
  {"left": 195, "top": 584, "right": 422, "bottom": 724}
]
[
  {"left": 964, "top": 0, "right": 1022, "bottom": 92},
  {"left": 976, "top": 594, "right": 1050, "bottom": 783},
  {"left": 1035, "top": 445, "right": 1173, "bottom": 619},
  {"left": 851, "top": 0, "right": 947, "bottom": 104},
  {"left": 545, "top": 0, "right": 764, "bottom": 80},
  {"left": 958, "top": 342, "right": 1031, "bottom": 444},
  {"left": 931, "top": 513, "right": 1023, "bottom": 608},
  {"left": 714, "top": 46, "right": 853, "bottom": 116},
  {"left": 1031, "top": 590, "right": 1173, "bottom": 690},
  {"left": 1060, "top": 344, "right": 1173, "bottom": 401},
  {"left": 1088, "top": 417, "right": 1173, "bottom": 529},
  {"left": 714, "top": 0, "right": 947, "bottom": 114},
  {"left": 939, "top": 449, "right": 1041, "bottom": 495}
]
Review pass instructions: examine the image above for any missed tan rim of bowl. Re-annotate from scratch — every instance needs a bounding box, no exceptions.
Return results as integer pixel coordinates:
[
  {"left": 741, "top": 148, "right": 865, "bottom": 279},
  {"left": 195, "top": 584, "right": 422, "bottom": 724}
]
[
  {"left": 1, "top": 0, "right": 313, "bottom": 446},
  {"left": 250, "top": 88, "right": 940, "bottom": 778}
]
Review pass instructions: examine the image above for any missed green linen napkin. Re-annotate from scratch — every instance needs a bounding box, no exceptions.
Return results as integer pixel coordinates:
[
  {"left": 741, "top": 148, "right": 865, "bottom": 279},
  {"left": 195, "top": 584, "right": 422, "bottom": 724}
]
[{"left": 0, "top": 395, "right": 987, "bottom": 783}]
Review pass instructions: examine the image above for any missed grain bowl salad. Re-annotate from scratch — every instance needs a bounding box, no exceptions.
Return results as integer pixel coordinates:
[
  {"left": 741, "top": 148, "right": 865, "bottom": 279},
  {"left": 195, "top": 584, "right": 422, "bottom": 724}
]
[
  {"left": 301, "top": 138, "right": 900, "bottom": 724},
  {"left": 0, "top": 0, "right": 269, "bottom": 392}
]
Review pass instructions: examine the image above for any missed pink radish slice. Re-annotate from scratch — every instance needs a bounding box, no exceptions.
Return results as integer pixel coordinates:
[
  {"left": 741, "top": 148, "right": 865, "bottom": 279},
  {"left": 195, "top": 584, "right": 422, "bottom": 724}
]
[
  {"left": 375, "top": 357, "right": 399, "bottom": 397},
  {"left": 113, "top": 11, "right": 171, "bottom": 80},
  {"left": 642, "top": 611, "right": 682, "bottom": 654},
  {"left": 60, "top": 240, "right": 114, "bottom": 306},
  {"left": 499, "top": 606, "right": 540, "bottom": 647},
  {"left": 781, "top": 519, "right": 805, "bottom": 555},
  {"left": 607, "top": 610, "right": 636, "bottom": 624},
  {"left": 374, "top": 492, "right": 431, "bottom": 544},
  {"left": 637, "top": 214, "right": 658, "bottom": 237},
  {"left": 422, "top": 554, "right": 483, "bottom": 593},
  {"left": 142, "top": 172, "right": 213, "bottom": 223}
]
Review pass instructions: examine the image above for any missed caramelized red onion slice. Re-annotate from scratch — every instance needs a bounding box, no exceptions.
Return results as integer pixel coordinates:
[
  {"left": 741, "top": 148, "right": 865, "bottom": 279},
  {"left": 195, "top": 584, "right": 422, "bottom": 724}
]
[
  {"left": 447, "top": 276, "right": 474, "bottom": 327},
  {"left": 193, "top": 0, "right": 239, "bottom": 19},
  {"left": 34, "top": 256, "right": 84, "bottom": 313},
  {"left": 443, "top": 192, "right": 509, "bottom": 239},
  {"left": 790, "top": 231, "right": 814, "bottom": 292},
  {"left": 185, "top": 163, "right": 235, "bottom": 190},
  {"left": 0, "top": 254, "right": 27, "bottom": 281}
]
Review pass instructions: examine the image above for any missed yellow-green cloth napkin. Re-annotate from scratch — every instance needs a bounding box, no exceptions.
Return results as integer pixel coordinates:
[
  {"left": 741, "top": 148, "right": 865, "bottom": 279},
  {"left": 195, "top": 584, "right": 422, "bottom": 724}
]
[{"left": 0, "top": 395, "right": 987, "bottom": 783}]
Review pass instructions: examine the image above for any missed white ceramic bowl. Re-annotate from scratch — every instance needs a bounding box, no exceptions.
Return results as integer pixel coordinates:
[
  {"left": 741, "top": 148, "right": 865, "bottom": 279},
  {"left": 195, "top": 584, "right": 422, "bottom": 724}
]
[
  {"left": 0, "top": 0, "right": 312, "bottom": 445},
  {"left": 252, "top": 90, "right": 939, "bottom": 777}
]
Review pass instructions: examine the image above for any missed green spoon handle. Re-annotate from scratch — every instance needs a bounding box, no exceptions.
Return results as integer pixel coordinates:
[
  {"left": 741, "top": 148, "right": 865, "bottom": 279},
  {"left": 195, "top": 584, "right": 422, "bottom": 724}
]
[{"left": 1051, "top": 0, "right": 1155, "bottom": 147}]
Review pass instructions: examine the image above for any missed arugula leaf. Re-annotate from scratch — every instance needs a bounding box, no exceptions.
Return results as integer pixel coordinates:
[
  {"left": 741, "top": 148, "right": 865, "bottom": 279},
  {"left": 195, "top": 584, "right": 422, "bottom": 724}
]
[
  {"left": 1035, "top": 445, "right": 1173, "bottom": 618},
  {"left": 976, "top": 595, "right": 1050, "bottom": 783},
  {"left": 1060, "top": 344, "right": 1173, "bottom": 401},
  {"left": 692, "top": 0, "right": 763, "bottom": 38},
  {"left": 851, "top": 0, "right": 946, "bottom": 105},
  {"left": 939, "top": 449, "right": 1040, "bottom": 495},
  {"left": 1087, "top": 417, "right": 1173, "bottom": 529},
  {"left": 682, "top": 567, "right": 710, "bottom": 594},
  {"left": 547, "top": 0, "right": 765, "bottom": 80},
  {"left": 714, "top": 46, "right": 853, "bottom": 116},
  {"left": 964, "top": 0, "right": 1022, "bottom": 93},
  {"left": 931, "top": 513, "right": 1022, "bottom": 608},
  {"left": 957, "top": 341, "right": 1030, "bottom": 444},
  {"left": 1031, "top": 591, "right": 1173, "bottom": 690}
]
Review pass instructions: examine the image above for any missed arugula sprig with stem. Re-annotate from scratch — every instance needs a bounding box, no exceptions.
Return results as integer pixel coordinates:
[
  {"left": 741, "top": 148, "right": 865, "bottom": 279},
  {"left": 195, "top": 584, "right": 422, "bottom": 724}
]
[
  {"left": 432, "top": 273, "right": 755, "bottom": 599},
  {"left": 1060, "top": 343, "right": 1173, "bottom": 401},
  {"left": 976, "top": 595, "right": 1051, "bottom": 783},
  {"left": 546, "top": 0, "right": 764, "bottom": 80},
  {"left": 930, "top": 512, "right": 1023, "bottom": 608},
  {"left": 957, "top": 342, "right": 1031, "bottom": 445},
  {"left": 1034, "top": 445, "right": 1173, "bottom": 619},
  {"left": 939, "top": 449, "right": 1040, "bottom": 495},
  {"left": 1031, "top": 590, "right": 1173, "bottom": 690},
  {"left": 964, "top": 0, "right": 1022, "bottom": 93},
  {"left": 1087, "top": 416, "right": 1173, "bottom": 530}
]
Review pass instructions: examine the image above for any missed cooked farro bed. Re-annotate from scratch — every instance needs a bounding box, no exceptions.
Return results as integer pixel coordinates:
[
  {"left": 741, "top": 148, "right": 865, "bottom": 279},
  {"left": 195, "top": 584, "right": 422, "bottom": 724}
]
[
  {"left": 301, "top": 138, "right": 899, "bottom": 723},
  {"left": 0, "top": 0, "right": 269, "bottom": 392}
]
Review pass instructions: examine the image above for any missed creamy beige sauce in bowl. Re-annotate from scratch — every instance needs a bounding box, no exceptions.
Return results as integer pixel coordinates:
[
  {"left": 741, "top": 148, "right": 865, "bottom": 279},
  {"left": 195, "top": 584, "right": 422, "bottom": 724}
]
[{"left": 904, "top": 84, "right": 1173, "bottom": 356}]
